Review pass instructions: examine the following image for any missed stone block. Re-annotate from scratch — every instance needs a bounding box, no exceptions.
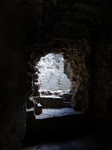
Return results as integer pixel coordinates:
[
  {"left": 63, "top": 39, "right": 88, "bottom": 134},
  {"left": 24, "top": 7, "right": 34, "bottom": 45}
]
[{"left": 34, "top": 103, "right": 42, "bottom": 115}]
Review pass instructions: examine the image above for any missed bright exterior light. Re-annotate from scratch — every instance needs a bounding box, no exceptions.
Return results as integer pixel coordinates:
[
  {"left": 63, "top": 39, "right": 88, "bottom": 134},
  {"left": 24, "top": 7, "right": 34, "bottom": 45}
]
[{"left": 37, "top": 53, "right": 71, "bottom": 96}]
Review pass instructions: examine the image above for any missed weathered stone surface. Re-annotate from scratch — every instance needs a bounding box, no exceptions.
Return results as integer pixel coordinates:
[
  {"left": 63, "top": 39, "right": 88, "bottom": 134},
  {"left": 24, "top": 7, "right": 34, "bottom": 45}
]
[
  {"left": 34, "top": 103, "right": 42, "bottom": 115},
  {"left": 0, "top": 0, "right": 112, "bottom": 149},
  {"left": 0, "top": 1, "right": 26, "bottom": 150}
]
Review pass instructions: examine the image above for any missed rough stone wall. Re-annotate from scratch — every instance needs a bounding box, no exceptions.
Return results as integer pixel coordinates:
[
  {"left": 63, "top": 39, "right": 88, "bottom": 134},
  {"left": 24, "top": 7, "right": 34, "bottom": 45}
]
[
  {"left": 0, "top": 1, "right": 26, "bottom": 150},
  {"left": 92, "top": 41, "right": 112, "bottom": 150},
  {"left": 41, "top": 1, "right": 99, "bottom": 41},
  {"left": 0, "top": 0, "right": 112, "bottom": 149},
  {"left": 60, "top": 39, "right": 90, "bottom": 111}
]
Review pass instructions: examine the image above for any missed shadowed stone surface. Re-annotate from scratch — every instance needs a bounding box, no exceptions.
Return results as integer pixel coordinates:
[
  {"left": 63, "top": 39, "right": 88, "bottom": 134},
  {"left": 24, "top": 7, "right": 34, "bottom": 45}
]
[
  {"left": 22, "top": 133, "right": 96, "bottom": 150},
  {"left": 0, "top": 0, "right": 112, "bottom": 150}
]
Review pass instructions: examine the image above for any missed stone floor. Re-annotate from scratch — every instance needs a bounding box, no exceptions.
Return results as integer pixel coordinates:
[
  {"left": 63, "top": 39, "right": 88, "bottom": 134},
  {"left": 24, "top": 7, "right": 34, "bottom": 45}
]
[
  {"left": 24, "top": 106, "right": 96, "bottom": 150},
  {"left": 35, "top": 108, "right": 82, "bottom": 119},
  {"left": 26, "top": 107, "right": 82, "bottom": 119},
  {"left": 22, "top": 132, "right": 96, "bottom": 150}
]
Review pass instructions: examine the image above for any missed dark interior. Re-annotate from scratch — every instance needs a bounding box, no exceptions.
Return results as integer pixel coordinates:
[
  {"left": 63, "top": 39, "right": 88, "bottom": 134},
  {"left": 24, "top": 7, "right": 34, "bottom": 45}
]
[{"left": 0, "top": 0, "right": 112, "bottom": 150}]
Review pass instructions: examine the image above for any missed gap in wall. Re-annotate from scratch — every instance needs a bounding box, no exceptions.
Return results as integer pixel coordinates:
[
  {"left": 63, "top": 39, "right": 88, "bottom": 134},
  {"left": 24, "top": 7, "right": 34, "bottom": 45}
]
[
  {"left": 26, "top": 52, "right": 79, "bottom": 119},
  {"left": 37, "top": 53, "right": 72, "bottom": 98},
  {"left": 35, "top": 53, "right": 76, "bottom": 119},
  {"left": 26, "top": 40, "right": 90, "bottom": 120}
]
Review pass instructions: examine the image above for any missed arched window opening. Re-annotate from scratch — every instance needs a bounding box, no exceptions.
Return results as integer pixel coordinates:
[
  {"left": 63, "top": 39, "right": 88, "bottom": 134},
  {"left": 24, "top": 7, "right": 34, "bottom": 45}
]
[
  {"left": 25, "top": 53, "right": 78, "bottom": 119},
  {"left": 26, "top": 45, "right": 90, "bottom": 120}
]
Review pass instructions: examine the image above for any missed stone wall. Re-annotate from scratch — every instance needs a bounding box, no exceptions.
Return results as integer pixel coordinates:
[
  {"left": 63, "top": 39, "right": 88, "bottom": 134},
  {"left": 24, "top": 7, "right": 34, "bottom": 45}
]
[
  {"left": 92, "top": 40, "right": 112, "bottom": 149},
  {"left": 0, "top": 0, "right": 112, "bottom": 149},
  {"left": 0, "top": 1, "right": 26, "bottom": 150}
]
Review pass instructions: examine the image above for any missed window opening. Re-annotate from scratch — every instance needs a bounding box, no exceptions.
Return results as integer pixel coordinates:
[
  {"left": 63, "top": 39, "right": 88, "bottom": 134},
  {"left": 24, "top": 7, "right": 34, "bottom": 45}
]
[
  {"left": 37, "top": 53, "right": 71, "bottom": 98},
  {"left": 26, "top": 53, "right": 78, "bottom": 119}
]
